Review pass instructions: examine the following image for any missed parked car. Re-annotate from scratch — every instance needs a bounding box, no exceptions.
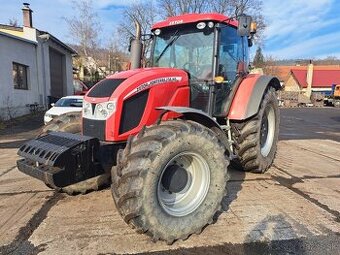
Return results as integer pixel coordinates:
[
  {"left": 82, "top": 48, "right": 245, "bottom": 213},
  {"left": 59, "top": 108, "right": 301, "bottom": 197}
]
[{"left": 44, "top": 96, "right": 83, "bottom": 124}]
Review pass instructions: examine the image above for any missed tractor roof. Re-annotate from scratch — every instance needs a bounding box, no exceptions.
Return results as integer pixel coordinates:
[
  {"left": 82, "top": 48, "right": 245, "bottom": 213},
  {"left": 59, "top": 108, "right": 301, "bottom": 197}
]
[{"left": 152, "top": 13, "right": 238, "bottom": 30}]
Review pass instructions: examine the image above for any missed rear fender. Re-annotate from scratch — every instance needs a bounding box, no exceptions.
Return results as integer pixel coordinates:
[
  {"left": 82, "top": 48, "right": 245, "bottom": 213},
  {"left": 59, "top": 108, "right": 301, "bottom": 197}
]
[{"left": 228, "top": 75, "right": 281, "bottom": 120}]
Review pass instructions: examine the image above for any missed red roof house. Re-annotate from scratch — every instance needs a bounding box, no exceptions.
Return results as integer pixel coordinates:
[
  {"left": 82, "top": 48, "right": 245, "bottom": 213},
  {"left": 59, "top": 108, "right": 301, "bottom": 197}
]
[
  {"left": 291, "top": 69, "right": 340, "bottom": 88},
  {"left": 285, "top": 65, "right": 340, "bottom": 93}
]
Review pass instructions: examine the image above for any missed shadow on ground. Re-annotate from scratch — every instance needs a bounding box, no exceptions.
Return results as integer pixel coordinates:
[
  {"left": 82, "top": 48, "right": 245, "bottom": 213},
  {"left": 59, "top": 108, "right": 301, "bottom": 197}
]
[
  {"left": 0, "top": 113, "right": 43, "bottom": 138},
  {"left": 135, "top": 212, "right": 340, "bottom": 255},
  {"left": 0, "top": 140, "right": 28, "bottom": 149}
]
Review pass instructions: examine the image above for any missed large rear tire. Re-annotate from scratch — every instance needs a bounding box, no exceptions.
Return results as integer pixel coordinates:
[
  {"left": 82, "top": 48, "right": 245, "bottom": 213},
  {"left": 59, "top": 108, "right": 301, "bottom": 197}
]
[
  {"left": 40, "top": 112, "right": 110, "bottom": 195},
  {"left": 111, "top": 120, "right": 229, "bottom": 243},
  {"left": 230, "top": 87, "right": 279, "bottom": 173}
]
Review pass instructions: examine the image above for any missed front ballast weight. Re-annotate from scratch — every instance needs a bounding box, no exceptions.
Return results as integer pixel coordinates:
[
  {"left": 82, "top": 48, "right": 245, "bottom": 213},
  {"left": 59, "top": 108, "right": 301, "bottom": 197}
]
[{"left": 17, "top": 132, "right": 104, "bottom": 189}]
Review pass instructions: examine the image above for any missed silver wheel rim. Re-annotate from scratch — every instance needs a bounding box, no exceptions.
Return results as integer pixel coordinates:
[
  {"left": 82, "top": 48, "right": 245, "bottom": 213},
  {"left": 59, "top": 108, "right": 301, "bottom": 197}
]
[
  {"left": 157, "top": 151, "right": 210, "bottom": 217},
  {"left": 260, "top": 106, "right": 275, "bottom": 157}
]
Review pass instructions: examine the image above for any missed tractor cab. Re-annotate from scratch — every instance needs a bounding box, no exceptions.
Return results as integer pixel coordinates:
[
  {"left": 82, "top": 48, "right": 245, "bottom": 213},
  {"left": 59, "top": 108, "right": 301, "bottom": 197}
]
[{"left": 150, "top": 13, "right": 255, "bottom": 116}]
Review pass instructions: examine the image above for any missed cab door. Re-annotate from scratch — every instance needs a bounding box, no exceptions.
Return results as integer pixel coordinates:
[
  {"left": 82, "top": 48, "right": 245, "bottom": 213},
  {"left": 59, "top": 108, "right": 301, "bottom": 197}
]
[{"left": 214, "top": 25, "right": 248, "bottom": 116}]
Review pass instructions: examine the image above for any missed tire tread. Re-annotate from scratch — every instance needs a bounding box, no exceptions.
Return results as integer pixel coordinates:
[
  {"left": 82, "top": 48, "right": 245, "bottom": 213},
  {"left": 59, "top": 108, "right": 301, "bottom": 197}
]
[
  {"left": 111, "top": 120, "right": 229, "bottom": 243},
  {"left": 230, "top": 87, "right": 279, "bottom": 173}
]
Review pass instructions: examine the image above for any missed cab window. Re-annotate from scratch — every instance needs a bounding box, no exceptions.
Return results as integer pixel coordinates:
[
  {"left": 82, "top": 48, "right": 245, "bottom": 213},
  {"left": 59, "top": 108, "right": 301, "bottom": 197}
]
[{"left": 218, "top": 25, "right": 243, "bottom": 82}]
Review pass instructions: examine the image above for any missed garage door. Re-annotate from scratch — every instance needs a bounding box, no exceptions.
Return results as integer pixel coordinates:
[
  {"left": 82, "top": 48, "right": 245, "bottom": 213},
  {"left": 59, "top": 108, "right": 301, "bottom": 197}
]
[{"left": 49, "top": 48, "right": 64, "bottom": 98}]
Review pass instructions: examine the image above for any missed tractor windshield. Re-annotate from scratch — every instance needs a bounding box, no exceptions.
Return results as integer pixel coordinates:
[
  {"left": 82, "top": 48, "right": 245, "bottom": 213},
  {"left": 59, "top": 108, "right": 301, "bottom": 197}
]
[{"left": 152, "top": 26, "right": 214, "bottom": 81}]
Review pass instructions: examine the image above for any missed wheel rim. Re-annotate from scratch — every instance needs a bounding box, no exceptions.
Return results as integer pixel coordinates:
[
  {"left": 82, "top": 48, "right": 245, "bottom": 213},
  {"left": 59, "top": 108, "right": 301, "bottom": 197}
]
[
  {"left": 260, "top": 105, "right": 275, "bottom": 157},
  {"left": 157, "top": 151, "right": 210, "bottom": 217}
]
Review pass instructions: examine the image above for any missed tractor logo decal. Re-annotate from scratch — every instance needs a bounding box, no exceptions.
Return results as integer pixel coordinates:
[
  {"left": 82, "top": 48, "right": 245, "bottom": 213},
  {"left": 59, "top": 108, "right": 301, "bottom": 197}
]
[
  {"left": 124, "top": 76, "right": 182, "bottom": 99},
  {"left": 169, "top": 20, "right": 183, "bottom": 25}
]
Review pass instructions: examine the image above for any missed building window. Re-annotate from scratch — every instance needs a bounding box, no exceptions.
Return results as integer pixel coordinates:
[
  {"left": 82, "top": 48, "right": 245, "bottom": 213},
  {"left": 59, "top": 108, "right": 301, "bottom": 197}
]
[{"left": 13, "top": 62, "right": 28, "bottom": 90}]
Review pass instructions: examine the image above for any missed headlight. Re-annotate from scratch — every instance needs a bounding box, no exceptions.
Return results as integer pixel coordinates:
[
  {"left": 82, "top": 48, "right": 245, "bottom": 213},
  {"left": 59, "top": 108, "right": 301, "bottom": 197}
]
[
  {"left": 101, "top": 109, "right": 108, "bottom": 117},
  {"left": 93, "top": 99, "right": 117, "bottom": 120},
  {"left": 197, "top": 22, "right": 206, "bottom": 29},
  {"left": 97, "top": 104, "right": 103, "bottom": 112},
  {"left": 83, "top": 102, "right": 91, "bottom": 116},
  {"left": 154, "top": 29, "right": 161, "bottom": 35},
  {"left": 107, "top": 102, "right": 116, "bottom": 111},
  {"left": 83, "top": 99, "right": 116, "bottom": 120}
]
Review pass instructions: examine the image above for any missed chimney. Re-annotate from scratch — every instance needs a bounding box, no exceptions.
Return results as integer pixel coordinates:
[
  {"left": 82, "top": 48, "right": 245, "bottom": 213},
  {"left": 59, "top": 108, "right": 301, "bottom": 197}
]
[
  {"left": 22, "top": 3, "right": 33, "bottom": 28},
  {"left": 305, "top": 60, "right": 313, "bottom": 98}
]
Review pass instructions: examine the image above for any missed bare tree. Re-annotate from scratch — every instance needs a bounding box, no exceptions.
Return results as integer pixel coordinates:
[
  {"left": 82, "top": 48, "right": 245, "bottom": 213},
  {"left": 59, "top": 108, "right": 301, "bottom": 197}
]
[
  {"left": 119, "top": 0, "right": 265, "bottom": 65},
  {"left": 158, "top": 0, "right": 265, "bottom": 41},
  {"left": 65, "top": 0, "right": 103, "bottom": 81},
  {"left": 157, "top": 0, "right": 209, "bottom": 18},
  {"left": 64, "top": 0, "right": 101, "bottom": 58},
  {"left": 4, "top": 96, "right": 16, "bottom": 120},
  {"left": 8, "top": 18, "right": 19, "bottom": 27},
  {"left": 227, "top": 0, "right": 265, "bottom": 42},
  {"left": 118, "top": 1, "right": 157, "bottom": 63},
  {"left": 314, "top": 56, "right": 340, "bottom": 65},
  {"left": 104, "top": 35, "right": 129, "bottom": 73},
  {"left": 262, "top": 55, "right": 280, "bottom": 77},
  {"left": 158, "top": 0, "right": 264, "bottom": 19}
]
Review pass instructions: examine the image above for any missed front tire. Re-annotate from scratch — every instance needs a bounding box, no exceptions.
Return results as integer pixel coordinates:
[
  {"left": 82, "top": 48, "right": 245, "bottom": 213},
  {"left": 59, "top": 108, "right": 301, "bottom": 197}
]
[
  {"left": 111, "top": 120, "right": 229, "bottom": 243},
  {"left": 231, "top": 87, "right": 280, "bottom": 173},
  {"left": 39, "top": 111, "right": 81, "bottom": 137}
]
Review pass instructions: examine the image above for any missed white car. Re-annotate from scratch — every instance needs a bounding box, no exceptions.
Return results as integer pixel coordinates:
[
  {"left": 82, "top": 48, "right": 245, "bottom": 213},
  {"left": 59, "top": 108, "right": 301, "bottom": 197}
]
[{"left": 44, "top": 96, "right": 83, "bottom": 124}]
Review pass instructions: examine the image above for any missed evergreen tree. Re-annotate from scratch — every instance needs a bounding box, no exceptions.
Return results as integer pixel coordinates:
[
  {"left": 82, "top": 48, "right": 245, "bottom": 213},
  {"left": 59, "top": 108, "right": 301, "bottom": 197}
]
[{"left": 253, "top": 47, "right": 265, "bottom": 68}]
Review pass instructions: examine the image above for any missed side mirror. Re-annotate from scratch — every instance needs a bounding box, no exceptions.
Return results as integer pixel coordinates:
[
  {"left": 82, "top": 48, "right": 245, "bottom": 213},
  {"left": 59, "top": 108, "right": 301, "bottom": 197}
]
[
  {"left": 237, "top": 14, "right": 252, "bottom": 37},
  {"left": 51, "top": 103, "right": 55, "bottom": 107}
]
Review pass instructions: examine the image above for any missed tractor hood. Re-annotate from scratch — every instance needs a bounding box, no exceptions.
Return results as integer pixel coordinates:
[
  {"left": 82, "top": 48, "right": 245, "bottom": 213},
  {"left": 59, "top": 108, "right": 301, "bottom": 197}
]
[
  {"left": 83, "top": 67, "right": 190, "bottom": 142},
  {"left": 84, "top": 67, "right": 189, "bottom": 104}
]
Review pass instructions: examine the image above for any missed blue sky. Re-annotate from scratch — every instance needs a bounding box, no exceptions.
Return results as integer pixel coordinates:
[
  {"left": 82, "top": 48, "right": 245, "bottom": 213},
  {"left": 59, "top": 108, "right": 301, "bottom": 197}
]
[
  {"left": 1, "top": 0, "right": 339, "bottom": 59},
  {"left": 262, "top": 0, "right": 340, "bottom": 59}
]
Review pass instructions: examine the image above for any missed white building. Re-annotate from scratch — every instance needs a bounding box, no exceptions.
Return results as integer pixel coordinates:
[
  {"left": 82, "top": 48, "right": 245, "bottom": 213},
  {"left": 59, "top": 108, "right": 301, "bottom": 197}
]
[{"left": 0, "top": 3, "right": 76, "bottom": 120}]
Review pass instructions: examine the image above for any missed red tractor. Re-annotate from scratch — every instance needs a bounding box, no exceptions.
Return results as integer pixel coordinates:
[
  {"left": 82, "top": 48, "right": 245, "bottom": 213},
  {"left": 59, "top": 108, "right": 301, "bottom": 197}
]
[{"left": 17, "top": 13, "right": 280, "bottom": 243}]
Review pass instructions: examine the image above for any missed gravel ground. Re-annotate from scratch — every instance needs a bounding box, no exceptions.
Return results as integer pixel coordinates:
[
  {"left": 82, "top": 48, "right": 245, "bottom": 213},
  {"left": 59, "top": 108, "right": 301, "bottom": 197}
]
[{"left": 0, "top": 108, "right": 339, "bottom": 255}]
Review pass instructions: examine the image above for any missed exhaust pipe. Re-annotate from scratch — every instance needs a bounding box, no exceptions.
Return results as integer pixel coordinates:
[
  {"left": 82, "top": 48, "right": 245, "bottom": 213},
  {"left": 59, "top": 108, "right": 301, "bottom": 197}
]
[{"left": 130, "top": 20, "right": 143, "bottom": 69}]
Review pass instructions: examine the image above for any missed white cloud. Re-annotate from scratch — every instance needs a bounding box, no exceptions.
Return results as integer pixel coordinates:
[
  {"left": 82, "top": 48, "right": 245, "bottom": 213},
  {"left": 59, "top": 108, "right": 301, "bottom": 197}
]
[
  {"left": 266, "top": 31, "right": 340, "bottom": 59},
  {"left": 0, "top": 0, "right": 131, "bottom": 45},
  {"left": 56, "top": 0, "right": 136, "bottom": 8},
  {"left": 262, "top": 0, "right": 339, "bottom": 59}
]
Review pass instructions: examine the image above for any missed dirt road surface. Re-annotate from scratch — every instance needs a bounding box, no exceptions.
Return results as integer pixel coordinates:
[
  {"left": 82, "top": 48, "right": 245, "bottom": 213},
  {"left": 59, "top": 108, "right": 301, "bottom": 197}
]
[{"left": 0, "top": 108, "right": 339, "bottom": 255}]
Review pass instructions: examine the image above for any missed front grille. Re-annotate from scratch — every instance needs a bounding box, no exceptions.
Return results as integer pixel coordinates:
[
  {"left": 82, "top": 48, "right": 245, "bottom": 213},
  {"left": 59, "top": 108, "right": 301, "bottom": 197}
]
[
  {"left": 119, "top": 90, "right": 149, "bottom": 134},
  {"left": 83, "top": 118, "right": 106, "bottom": 141}
]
